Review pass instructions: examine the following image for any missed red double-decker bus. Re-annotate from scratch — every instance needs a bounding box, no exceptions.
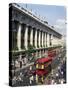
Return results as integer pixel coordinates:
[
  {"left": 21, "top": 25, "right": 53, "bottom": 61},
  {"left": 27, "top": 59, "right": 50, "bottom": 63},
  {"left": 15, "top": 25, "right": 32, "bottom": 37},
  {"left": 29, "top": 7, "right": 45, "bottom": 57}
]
[
  {"left": 29, "top": 50, "right": 57, "bottom": 83},
  {"left": 34, "top": 57, "right": 52, "bottom": 76},
  {"left": 29, "top": 57, "right": 52, "bottom": 83}
]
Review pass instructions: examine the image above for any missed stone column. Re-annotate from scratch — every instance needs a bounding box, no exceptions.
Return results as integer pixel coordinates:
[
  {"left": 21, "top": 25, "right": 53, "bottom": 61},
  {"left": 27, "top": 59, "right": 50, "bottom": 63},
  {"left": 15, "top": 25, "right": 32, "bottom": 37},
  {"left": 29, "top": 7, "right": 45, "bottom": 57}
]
[
  {"left": 56, "top": 37, "right": 58, "bottom": 45},
  {"left": 52, "top": 35, "right": 56, "bottom": 46},
  {"left": 35, "top": 29, "right": 37, "bottom": 48},
  {"left": 24, "top": 25, "right": 28, "bottom": 49},
  {"left": 43, "top": 32, "right": 45, "bottom": 47},
  {"left": 42, "top": 32, "right": 43, "bottom": 47},
  {"left": 44, "top": 32, "right": 46, "bottom": 47},
  {"left": 49, "top": 34, "right": 51, "bottom": 46},
  {"left": 40, "top": 31, "right": 42, "bottom": 47},
  {"left": 51, "top": 35, "right": 53, "bottom": 46},
  {"left": 37, "top": 30, "right": 39, "bottom": 48},
  {"left": 51, "top": 34, "right": 53, "bottom": 46},
  {"left": 39, "top": 30, "right": 41, "bottom": 47},
  {"left": 46, "top": 33, "right": 47, "bottom": 47},
  {"left": 30, "top": 27, "right": 33, "bottom": 46},
  {"left": 17, "top": 23, "right": 22, "bottom": 51},
  {"left": 47, "top": 33, "right": 50, "bottom": 47}
]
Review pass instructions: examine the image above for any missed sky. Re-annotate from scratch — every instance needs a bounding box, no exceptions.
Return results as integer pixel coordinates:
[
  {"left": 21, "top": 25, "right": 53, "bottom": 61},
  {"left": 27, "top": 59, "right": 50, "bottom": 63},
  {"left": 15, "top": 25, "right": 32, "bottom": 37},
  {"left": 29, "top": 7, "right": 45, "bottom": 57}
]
[{"left": 18, "top": 3, "right": 66, "bottom": 36}]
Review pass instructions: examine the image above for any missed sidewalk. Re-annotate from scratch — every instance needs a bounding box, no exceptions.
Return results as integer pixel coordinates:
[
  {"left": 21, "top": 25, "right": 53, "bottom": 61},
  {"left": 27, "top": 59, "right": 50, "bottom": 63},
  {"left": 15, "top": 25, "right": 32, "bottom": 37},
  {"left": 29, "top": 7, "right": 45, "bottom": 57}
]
[{"left": 15, "top": 62, "right": 34, "bottom": 72}]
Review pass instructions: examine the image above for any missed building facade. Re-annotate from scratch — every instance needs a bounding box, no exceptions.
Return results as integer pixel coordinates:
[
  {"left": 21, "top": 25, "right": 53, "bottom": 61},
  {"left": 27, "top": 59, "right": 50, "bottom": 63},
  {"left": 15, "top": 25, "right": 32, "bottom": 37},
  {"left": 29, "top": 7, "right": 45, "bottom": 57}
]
[{"left": 9, "top": 3, "right": 62, "bottom": 77}]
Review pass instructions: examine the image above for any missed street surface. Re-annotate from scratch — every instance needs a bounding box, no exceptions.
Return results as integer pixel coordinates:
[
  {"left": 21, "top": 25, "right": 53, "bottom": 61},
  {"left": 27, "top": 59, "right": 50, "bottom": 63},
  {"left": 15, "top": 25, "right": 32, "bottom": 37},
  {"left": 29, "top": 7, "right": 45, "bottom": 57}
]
[{"left": 12, "top": 48, "right": 66, "bottom": 86}]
